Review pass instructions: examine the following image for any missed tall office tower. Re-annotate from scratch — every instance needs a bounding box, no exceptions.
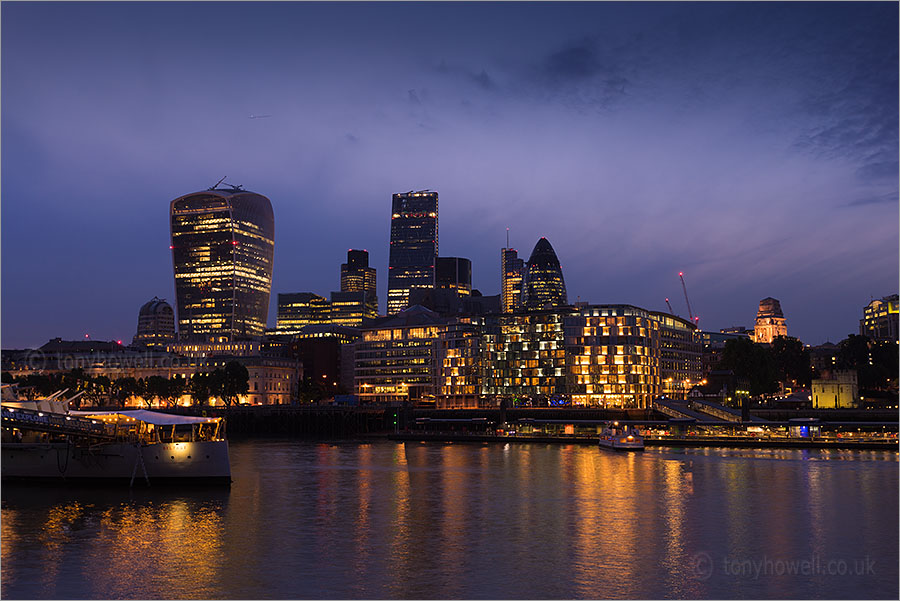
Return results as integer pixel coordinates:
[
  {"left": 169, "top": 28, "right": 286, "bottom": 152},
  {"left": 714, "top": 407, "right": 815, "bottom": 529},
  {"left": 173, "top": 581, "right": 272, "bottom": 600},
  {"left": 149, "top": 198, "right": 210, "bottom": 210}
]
[
  {"left": 170, "top": 185, "right": 275, "bottom": 341},
  {"left": 387, "top": 190, "right": 438, "bottom": 315},
  {"left": 276, "top": 293, "right": 331, "bottom": 334},
  {"left": 435, "top": 257, "right": 472, "bottom": 297},
  {"left": 132, "top": 297, "right": 176, "bottom": 347},
  {"left": 753, "top": 297, "right": 787, "bottom": 344},
  {"left": 340, "top": 249, "right": 378, "bottom": 319},
  {"left": 521, "top": 237, "right": 568, "bottom": 310},
  {"left": 501, "top": 248, "right": 525, "bottom": 313}
]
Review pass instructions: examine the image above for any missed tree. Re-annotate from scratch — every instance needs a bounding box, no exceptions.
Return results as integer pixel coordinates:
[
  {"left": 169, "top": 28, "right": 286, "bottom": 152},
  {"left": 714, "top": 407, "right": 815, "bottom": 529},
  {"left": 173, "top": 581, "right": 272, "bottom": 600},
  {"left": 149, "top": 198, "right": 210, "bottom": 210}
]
[
  {"left": 163, "top": 377, "right": 186, "bottom": 408},
  {"left": 145, "top": 376, "right": 170, "bottom": 409},
  {"left": 218, "top": 361, "right": 249, "bottom": 407},
  {"left": 770, "top": 336, "right": 811, "bottom": 388},
  {"left": 112, "top": 377, "right": 139, "bottom": 408},
  {"left": 190, "top": 372, "right": 213, "bottom": 406},
  {"left": 718, "top": 337, "right": 778, "bottom": 396}
]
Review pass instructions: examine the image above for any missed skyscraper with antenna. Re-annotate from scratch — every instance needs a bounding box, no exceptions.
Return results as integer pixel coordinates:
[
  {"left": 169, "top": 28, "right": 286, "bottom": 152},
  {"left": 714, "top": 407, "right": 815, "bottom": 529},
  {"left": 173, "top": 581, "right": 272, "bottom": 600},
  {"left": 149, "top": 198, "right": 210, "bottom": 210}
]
[{"left": 501, "top": 228, "right": 525, "bottom": 313}]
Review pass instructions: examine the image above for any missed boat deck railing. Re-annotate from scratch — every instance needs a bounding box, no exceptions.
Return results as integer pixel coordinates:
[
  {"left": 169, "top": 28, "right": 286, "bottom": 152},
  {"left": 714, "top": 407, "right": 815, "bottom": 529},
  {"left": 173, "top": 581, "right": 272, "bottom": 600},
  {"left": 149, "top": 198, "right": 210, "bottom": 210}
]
[{"left": 1, "top": 406, "right": 115, "bottom": 440}]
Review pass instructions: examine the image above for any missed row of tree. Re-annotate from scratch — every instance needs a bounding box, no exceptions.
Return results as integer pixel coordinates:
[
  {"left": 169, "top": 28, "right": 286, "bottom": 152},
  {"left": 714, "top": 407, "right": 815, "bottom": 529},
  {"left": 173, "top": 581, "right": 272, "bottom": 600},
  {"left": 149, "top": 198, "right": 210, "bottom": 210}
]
[
  {"left": 715, "top": 334, "right": 898, "bottom": 396},
  {"left": 4, "top": 362, "right": 250, "bottom": 408}
]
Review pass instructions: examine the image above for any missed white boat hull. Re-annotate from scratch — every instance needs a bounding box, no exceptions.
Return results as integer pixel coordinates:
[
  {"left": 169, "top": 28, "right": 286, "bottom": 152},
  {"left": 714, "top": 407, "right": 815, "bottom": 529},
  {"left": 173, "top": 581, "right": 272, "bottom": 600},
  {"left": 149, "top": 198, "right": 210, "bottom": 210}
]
[{"left": 1, "top": 440, "right": 231, "bottom": 484}]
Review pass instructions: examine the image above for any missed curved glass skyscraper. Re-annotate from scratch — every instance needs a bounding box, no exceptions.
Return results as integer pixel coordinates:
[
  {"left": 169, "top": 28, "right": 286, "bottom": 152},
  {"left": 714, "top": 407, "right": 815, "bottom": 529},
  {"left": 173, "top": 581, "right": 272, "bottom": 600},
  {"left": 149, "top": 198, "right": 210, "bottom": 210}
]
[
  {"left": 170, "top": 187, "right": 275, "bottom": 341},
  {"left": 521, "top": 237, "right": 568, "bottom": 310}
]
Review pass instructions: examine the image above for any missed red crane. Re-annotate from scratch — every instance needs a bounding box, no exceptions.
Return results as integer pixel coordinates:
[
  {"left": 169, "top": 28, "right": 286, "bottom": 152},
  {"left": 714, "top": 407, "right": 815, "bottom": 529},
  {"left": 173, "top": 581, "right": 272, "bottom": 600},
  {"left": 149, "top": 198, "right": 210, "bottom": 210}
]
[{"left": 678, "top": 272, "right": 699, "bottom": 326}]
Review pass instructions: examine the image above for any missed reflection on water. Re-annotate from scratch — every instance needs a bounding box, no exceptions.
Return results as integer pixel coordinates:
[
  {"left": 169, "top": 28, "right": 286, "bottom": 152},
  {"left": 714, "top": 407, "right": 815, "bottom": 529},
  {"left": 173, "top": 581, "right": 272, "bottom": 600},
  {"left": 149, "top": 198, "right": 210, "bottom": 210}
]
[{"left": 2, "top": 442, "right": 897, "bottom": 599}]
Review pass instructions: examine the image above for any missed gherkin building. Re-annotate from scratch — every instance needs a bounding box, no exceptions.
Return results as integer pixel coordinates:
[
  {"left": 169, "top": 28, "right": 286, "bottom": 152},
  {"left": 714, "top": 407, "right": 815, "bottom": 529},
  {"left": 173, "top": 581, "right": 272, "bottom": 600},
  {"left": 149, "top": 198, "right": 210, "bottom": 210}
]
[{"left": 521, "top": 237, "right": 568, "bottom": 310}]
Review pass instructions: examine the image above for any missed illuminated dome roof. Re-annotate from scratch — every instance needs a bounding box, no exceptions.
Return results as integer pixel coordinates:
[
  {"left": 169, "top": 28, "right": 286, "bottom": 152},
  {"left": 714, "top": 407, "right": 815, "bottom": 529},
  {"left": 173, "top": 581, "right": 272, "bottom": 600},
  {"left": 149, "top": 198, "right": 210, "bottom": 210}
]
[
  {"left": 521, "top": 238, "right": 568, "bottom": 310},
  {"left": 139, "top": 297, "right": 173, "bottom": 316}
]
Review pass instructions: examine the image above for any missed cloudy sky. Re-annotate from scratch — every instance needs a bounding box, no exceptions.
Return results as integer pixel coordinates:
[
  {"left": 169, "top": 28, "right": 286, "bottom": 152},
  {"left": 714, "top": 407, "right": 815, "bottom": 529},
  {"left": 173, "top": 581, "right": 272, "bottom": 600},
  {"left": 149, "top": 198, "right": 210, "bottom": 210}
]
[{"left": 2, "top": 1, "right": 897, "bottom": 348}]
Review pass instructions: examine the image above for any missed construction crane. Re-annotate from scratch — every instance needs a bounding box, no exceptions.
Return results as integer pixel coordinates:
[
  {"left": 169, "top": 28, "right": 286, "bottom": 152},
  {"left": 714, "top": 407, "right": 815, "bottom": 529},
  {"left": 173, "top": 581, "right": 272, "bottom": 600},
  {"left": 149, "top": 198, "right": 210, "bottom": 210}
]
[
  {"left": 678, "top": 271, "right": 699, "bottom": 326},
  {"left": 665, "top": 298, "right": 675, "bottom": 314}
]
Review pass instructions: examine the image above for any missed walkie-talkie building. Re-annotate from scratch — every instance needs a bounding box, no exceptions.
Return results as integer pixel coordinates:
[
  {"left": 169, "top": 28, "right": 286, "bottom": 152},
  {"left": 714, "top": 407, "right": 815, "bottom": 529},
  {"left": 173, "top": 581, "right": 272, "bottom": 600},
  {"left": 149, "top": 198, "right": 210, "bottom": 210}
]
[
  {"left": 387, "top": 190, "right": 438, "bottom": 315},
  {"left": 170, "top": 186, "right": 275, "bottom": 341}
]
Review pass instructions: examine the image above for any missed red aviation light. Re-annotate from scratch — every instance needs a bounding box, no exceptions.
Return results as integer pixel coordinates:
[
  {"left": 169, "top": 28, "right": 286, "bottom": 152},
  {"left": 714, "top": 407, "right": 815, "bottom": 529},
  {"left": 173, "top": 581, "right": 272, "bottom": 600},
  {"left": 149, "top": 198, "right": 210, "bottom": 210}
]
[{"left": 678, "top": 271, "right": 683, "bottom": 277}]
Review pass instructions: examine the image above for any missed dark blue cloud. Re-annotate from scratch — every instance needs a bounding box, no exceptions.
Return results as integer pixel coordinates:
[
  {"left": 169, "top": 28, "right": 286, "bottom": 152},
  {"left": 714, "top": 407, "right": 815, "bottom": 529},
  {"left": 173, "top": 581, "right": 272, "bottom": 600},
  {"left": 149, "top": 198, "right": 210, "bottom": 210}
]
[{"left": 1, "top": 1, "right": 897, "bottom": 347}]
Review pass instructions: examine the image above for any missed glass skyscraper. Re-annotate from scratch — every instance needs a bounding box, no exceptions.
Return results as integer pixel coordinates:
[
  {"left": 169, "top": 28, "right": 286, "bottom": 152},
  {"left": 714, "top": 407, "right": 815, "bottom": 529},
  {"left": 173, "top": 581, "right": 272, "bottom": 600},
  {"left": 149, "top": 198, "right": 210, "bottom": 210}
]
[
  {"left": 170, "top": 186, "right": 275, "bottom": 341},
  {"left": 340, "top": 249, "right": 378, "bottom": 319},
  {"left": 501, "top": 247, "right": 524, "bottom": 313},
  {"left": 435, "top": 257, "right": 472, "bottom": 297},
  {"left": 387, "top": 190, "right": 438, "bottom": 315},
  {"left": 521, "top": 237, "right": 568, "bottom": 310}
]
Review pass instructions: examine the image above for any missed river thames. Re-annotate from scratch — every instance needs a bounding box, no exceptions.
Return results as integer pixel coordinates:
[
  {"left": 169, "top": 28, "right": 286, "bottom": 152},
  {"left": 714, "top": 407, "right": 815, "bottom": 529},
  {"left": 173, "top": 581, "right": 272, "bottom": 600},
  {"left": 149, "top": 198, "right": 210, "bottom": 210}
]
[{"left": 2, "top": 440, "right": 897, "bottom": 599}]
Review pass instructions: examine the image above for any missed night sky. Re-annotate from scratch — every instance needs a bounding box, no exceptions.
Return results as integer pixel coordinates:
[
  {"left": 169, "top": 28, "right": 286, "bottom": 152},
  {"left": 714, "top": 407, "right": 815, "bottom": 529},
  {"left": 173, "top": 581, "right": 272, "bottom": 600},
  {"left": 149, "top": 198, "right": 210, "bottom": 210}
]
[{"left": 2, "top": 1, "right": 897, "bottom": 348}]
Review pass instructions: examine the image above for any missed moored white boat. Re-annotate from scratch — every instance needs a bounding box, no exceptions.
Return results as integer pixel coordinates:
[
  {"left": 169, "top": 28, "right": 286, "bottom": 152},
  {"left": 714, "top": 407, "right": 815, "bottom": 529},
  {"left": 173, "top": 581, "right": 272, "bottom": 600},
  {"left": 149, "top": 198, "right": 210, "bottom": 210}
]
[{"left": 2, "top": 400, "right": 231, "bottom": 485}]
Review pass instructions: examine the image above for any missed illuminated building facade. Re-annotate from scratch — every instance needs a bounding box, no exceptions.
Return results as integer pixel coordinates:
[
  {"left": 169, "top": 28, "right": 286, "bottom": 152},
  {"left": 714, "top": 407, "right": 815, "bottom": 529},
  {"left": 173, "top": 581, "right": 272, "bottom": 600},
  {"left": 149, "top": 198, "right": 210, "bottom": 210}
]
[
  {"left": 330, "top": 291, "right": 372, "bottom": 327},
  {"left": 170, "top": 187, "right": 275, "bottom": 341},
  {"left": 387, "top": 190, "right": 438, "bottom": 315},
  {"left": 501, "top": 247, "right": 525, "bottom": 313},
  {"left": 753, "top": 297, "right": 787, "bottom": 343},
  {"left": 650, "top": 311, "right": 702, "bottom": 399},
  {"left": 434, "top": 320, "right": 483, "bottom": 408},
  {"left": 435, "top": 257, "right": 472, "bottom": 297},
  {"left": 564, "top": 306, "right": 661, "bottom": 407},
  {"left": 521, "top": 237, "right": 568, "bottom": 310},
  {"left": 276, "top": 293, "right": 331, "bottom": 334},
  {"left": 347, "top": 304, "right": 703, "bottom": 408},
  {"left": 340, "top": 249, "right": 378, "bottom": 319},
  {"left": 477, "top": 309, "right": 572, "bottom": 400},
  {"left": 3, "top": 346, "right": 297, "bottom": 406},
  {"left": 812, "top": 370, "right": 859, "bottom": 408},
  {"left": 860, "top": 294, "right": 898, "bottom": 341},
  {"left": 355, "top": 305, "right": 446, "bottom": 404},
  {"left": 133, "top": 297, "right": 176, "bottom": 347}
]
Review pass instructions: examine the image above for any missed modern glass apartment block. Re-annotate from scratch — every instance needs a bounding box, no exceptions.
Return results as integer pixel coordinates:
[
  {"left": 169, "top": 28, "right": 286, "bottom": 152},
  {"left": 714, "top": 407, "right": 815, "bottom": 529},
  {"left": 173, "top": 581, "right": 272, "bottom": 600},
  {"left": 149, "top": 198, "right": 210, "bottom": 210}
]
[
  {"left": 435, "top": 320, "right": 483, "bottom": 407},
  {"left": 501, "top": 248, "right": 524, "bottom": 313},
  {"left": 340, "top": 249, "right": 378, "bottom": 318},
  {"left": 170, "top": 187, "right": 274, "bottom": 341},
  {"left": 476, "top": 309, "right": 573, "bottom": 400},
  {"left": 435, "top": 257, "right": 472, "bottom": 297},
  {"left": 563, "top": 305, "right": 661, "bottom": 407},
  {"left": 355, "top": 306, "right": 446, "bottom": 404},
  {"left": 650, "top": 311, "right": 703, "bottom": 399},
  {"left": 521, "top": 238, "right": 568, "bottom": 310},
  {"left": 387, "top": 190, "right": 438, "bottom": 315},
  {"left": 275, "top": 293, "right": 331, "bottom": 334}
]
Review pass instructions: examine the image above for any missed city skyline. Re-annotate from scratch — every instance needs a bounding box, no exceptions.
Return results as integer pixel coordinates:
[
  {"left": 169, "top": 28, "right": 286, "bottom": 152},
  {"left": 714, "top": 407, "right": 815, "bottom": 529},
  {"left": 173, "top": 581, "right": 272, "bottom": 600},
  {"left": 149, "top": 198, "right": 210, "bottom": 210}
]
[{"left": 2, "top": 1, "right": 897, "bottom": 347}]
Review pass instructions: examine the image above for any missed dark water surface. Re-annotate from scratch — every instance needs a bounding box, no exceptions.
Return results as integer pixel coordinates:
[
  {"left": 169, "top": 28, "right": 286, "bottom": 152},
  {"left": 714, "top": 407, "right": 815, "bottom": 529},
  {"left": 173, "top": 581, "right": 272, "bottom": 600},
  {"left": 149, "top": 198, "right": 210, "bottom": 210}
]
[{"left": 2, "top": 441, "right": 897, "bottom": 599}]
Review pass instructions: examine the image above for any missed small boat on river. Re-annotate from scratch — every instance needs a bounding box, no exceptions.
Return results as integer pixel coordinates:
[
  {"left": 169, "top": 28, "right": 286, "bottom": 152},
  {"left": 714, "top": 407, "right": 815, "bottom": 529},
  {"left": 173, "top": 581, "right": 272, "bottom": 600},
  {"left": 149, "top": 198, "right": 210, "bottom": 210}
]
[{"left": 598, "top": 422, "right": 645, "bottom": 451}]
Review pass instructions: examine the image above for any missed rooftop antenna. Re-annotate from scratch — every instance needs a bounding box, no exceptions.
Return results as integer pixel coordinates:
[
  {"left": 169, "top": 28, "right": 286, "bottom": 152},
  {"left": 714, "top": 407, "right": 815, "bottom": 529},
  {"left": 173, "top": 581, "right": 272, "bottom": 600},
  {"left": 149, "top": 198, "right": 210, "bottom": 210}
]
[
  {"left": 209, "top": 176, "right": 227, "bottom": 190},
  {"left": 506, "top": 227, "right": 510, "bottom": 249}
]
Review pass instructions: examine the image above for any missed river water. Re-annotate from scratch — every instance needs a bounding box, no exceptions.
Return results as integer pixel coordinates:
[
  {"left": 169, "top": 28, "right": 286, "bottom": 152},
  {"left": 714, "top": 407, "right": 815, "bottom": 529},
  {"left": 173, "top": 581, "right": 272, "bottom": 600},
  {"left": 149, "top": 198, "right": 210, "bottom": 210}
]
[{"left": 2, "top": 440, "right": 897, "bottom": 599}]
